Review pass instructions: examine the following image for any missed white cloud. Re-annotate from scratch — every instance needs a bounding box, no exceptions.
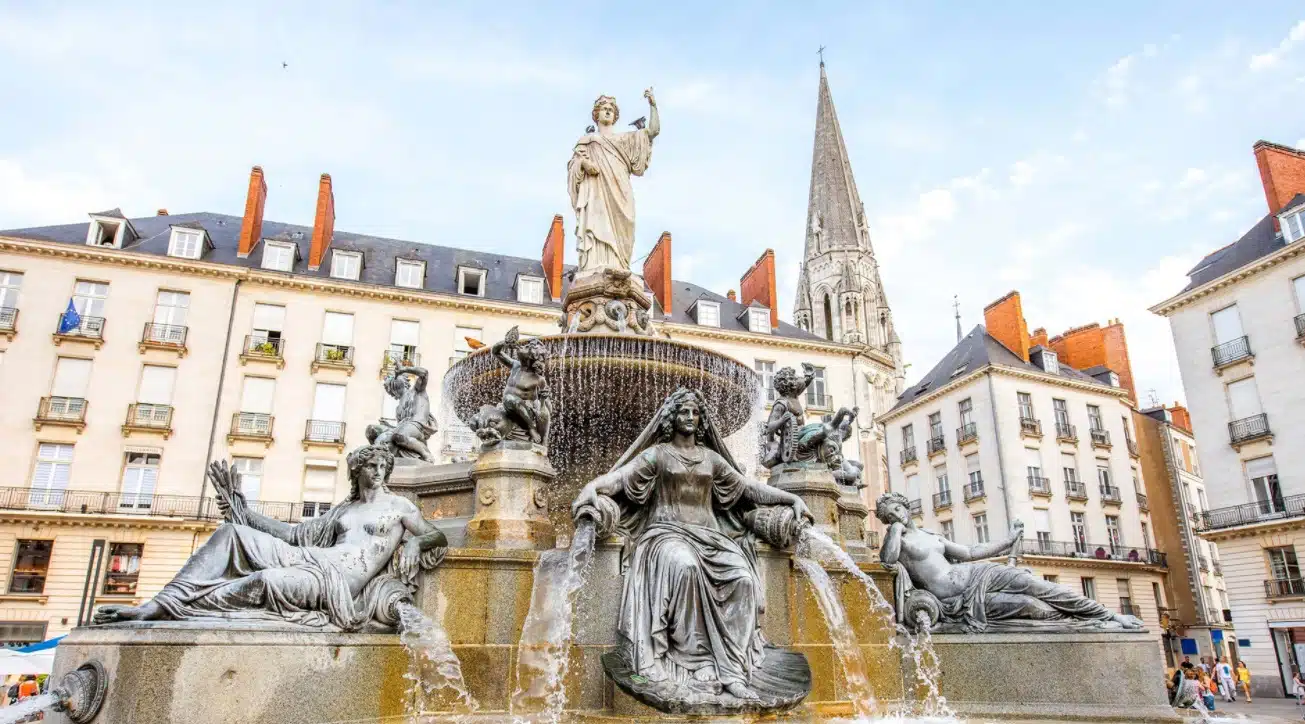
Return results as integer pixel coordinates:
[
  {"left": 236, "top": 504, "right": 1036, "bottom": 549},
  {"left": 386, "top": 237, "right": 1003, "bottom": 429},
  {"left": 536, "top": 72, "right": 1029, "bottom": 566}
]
[
  {"left": 1178, "top": 168, "right": 1208, "bottom": 188},
  {"left": 1250, "top": 20, "right": 1305, "bottom": 70},
  {"left": 1101, "top": 55, "right": 1136, "bottom": 107},
  {"left": 1009, "top": 160, "right": 1036, "bottom": 187}
]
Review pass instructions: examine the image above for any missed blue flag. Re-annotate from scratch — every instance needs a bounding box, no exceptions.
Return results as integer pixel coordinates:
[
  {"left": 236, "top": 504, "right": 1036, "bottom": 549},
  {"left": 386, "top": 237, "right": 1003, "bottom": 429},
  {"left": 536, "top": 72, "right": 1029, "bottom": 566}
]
[{"left": 58, "top": 298, "right": 81, "bottom": 334}]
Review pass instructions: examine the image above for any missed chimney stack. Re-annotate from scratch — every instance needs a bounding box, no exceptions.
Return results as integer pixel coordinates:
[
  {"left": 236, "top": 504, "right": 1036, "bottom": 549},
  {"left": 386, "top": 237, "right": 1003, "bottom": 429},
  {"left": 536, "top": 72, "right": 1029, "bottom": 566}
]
[
  {"left": 1047, "top": 320, "right": 1137, "bottom": 404},
  {"left": 982, "top": 291, "right": 1031, "bottom": 362},
  {"left": 740, "top": 249, "right": 778, "bottom": 328},
  {"left": 541, "top": 215, "right": 565, "bottom": 302},
  {"left": 1168, "top": 403, "right": 1192, "bottom": 433},
  {"left": 156, "top": 209, "right": 169, "bottom": 216},
  {"left": 727, "top": 289, "right": 737, "bottom": 302},
  {"left": 237, "top": 166, "right": 268, "bottom": 258},
  {"left": 1029, "top": 326, "right": 1049, "bottom": 350},
  {"left": 1253, "top": 140, "right": 1305, "bottom": 228},
  {"left": 643, "top": 231, "right": 673, "bottom": 314},
  {"left": 308, "top": 173, "right": 335, "bottom": 271}
]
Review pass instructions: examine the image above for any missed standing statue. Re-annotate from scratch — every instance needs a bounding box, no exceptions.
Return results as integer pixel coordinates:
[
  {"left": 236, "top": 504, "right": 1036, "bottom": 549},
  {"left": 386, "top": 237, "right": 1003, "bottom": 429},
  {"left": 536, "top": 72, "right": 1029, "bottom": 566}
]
[
  {"left": 875, "top": 492, "right": 1144, "bottom": 633},
  {"left": 568, "top": 89, "right": 659, "bottom": 275},
  {"left": 367, "top": 365, "right": 436, "bottom": 463},
  {"left": 470, "top": 326, "right": 552, "bottom": 445},
  {"left": 760, "top": 364, "right": 815, "bottom": 468},
  {"left": 93, "top": 445, "right": 448, "bottom": 632},
  {"left": 573, "top": 388, "right": 815, "bottom": 714}
]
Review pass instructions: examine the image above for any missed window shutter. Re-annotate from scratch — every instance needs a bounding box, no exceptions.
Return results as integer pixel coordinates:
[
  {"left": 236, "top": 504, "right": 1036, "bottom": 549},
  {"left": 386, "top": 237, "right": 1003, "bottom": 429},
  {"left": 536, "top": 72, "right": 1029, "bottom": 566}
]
[
  {"left": 240, "top": 377, "right": 275, "bottom": 414},
  {"left": 1210, "top": 306, "right": 1244, "bottom": 344},
  {"left": 1246, "top": 456, "right": 1277, "bottom": 479},
  {"left": 321, "top": 312, "right": 354, "bottom": 345},
  {"left": 1227, "top": 378, "right": 1263, "bottom": 419},
  {"left": 52, "top": 358, "right": 92, "bottom": 397},
  {"left": 138, "top": 365, "right": 177, "bottom": 404},
  {"left": 312, "top": 383, "right": 346, "bottom": 421},
  {"left": 252, "top": 304, "right": 286, "bottom": 332},
  {"left": 391, "top": 320, "right": 419, "bottom": 346}
]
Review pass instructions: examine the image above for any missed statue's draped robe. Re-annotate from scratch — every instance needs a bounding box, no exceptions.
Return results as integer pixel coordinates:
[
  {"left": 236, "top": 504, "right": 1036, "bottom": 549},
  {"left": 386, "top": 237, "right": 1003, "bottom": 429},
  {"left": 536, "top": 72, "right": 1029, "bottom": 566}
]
[
  {"left": 151, "top": 506, "right": 414, "bottom": 631},
  {"left": 607, "top": 443, "right": 767, "bottom": 689},
  {"left": 568, "top": 128, "right": 653, "bottom": 273}
]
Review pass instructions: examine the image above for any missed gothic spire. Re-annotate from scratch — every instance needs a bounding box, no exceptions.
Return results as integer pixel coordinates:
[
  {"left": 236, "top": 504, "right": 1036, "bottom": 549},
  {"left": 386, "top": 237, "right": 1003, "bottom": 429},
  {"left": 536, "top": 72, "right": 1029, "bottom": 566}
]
[{"left": 803, "top": 62, "right": 872, "bottom": 260}]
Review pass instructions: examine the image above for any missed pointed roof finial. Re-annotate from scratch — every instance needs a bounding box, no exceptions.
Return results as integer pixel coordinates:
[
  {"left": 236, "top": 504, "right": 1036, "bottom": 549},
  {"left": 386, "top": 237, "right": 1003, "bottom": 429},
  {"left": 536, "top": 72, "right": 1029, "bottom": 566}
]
[
  {"left": 954, "top": 295, "right": 963, "bottom": 343},
  {"left": 818, "top": 45, "right": 827, "bottom": 69}
]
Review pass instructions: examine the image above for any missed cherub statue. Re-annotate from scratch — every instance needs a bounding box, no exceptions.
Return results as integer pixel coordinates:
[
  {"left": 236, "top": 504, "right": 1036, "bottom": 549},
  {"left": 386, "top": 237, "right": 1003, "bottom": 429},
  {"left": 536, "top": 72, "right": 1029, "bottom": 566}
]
[
  {"left": 366, "top": 365, "right": 436, "bottom": 462},
  {"left": 760, "top": 363, "right": 815, "bottom": 468},
  {"left": 471, "top": 326, "right": 552, "bottom": 445}
]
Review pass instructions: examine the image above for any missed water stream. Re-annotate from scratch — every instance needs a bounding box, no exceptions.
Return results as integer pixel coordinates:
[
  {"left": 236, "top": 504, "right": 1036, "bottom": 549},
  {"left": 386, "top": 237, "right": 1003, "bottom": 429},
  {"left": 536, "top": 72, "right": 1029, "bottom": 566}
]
[
  {"left": 0, "top": 694, "right": 57, "bottom": 724},
  {"left": 792, "top": 554, "right": 877, "bottom": 719},
  {"left": 398, "top": 602, "right": 478, "bottom": 717},
  {"left": 510, "top": 520, "right": 597, "bottom": 723}
]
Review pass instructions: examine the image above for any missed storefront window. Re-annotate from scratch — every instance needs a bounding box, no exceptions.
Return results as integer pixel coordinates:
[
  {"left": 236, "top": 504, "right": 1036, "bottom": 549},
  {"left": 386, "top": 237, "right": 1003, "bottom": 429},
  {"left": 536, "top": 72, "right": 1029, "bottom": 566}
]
[
  {"left": 8, "top": 540, "right": 53, "bottom": 594},
  {"left": 103, "top": 543, "right": 143, "bottom": 595}
]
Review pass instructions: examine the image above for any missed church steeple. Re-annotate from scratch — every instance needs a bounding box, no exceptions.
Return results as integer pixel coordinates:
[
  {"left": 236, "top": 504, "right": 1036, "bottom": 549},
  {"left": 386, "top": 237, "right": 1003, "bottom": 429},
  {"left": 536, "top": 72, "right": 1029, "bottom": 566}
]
[{"left": 804, "top": 62, "right": 872, "bottom": 259}]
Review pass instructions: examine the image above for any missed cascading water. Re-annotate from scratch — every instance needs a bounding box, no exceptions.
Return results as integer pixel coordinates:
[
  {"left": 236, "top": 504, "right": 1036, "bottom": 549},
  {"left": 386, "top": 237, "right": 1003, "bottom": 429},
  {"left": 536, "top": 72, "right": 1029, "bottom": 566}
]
[
  {"left": 792, "top": 555, "right": 877, "bottom": 719},
  {"left": 510, "top": 520, "right": 597, "bottom": 723},
  {"left": 0, "top": 694, "right": 57, "bottom": 724},
  {"left": 398, "top": 601, "right": 478, "bottom": 716},
  {"left": 902, "top": 612, "right": 951, "bottom": 718}
]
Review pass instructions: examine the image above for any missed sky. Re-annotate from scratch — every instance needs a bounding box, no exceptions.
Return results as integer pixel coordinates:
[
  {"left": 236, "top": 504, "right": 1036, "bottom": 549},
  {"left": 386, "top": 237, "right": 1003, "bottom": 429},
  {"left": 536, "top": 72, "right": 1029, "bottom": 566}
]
[{"left": 2, "top": 2, "right": 1304, "bottom": 407}]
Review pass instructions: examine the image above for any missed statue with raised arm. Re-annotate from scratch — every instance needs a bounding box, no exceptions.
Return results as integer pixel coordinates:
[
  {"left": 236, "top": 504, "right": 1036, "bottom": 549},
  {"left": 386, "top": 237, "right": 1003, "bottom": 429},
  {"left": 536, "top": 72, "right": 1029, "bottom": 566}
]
[
  {"left": 470, "top": 326, "right": 552, "bottom": 445},
  {"left": 568, "top": 89, "right": 659, "bottom": 275},
  {"left": 92, "top": 445, "right": 448, "bottom": 631},
  {"left": 573, "top": 388, "right": 815, "bottom": 714},
  {"left": 367, "top": 365, "right": 436, "bottom": 462},
  {"left": 875, "top": 492, "right": 1143, "bottom": 634},
  {"left": 760, "top": 364, "right": 815, "bottom": 468}
]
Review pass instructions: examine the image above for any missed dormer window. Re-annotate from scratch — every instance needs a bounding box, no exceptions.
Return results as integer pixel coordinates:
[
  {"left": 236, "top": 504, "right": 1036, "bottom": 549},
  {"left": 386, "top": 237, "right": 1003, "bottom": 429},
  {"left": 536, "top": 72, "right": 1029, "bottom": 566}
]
[
  {"left": 167, "top": 228, "right": 204, "bottom": 259},
  {"left": 695, "top": 301, "right": 720, "bottom": 327},
  {"left": 745, "top": 307, "right": 771, "bottom": 334},
  {"left": 516, "top": 275, "right": 544, "bottom": 304},
  {"left": 1282, "top": 207, "right": 1305, "bottom": 243},
  {"left": 262, "top": 241, "right": 297, "bottom": 272},
  {"left": 84, "top": 210, "right": 137, "bottom": 249},
  {"left": 396, "top": 259, "right": 425, "bottom": 289},
  {"left": 1034, "top": 348, "right": 1059, "bottom": 375},
  {"left": 331, "top": 251, "right": 362, "bottom": 281},
  {"left": 458, "top": 267, "right": 486, "bottom": 297}
]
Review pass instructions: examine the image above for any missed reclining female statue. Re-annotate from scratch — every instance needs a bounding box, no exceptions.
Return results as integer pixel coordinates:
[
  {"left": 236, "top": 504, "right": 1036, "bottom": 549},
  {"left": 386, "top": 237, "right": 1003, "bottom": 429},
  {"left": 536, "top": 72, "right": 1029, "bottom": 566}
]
[
  {"left": 876, "top": 491, "right": 1142, "bottom": 633},
  {"left": 93, "top": 445, "right": 447, "bottom": 632},
  {"left": 573, "top": 387, "right": 815, "bottom": 713}
]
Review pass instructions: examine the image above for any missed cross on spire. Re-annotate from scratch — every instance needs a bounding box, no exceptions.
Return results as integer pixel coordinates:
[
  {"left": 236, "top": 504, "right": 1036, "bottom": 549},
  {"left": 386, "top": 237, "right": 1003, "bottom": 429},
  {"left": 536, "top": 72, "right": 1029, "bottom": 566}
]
[
  {"left": 954, "top": 295, "right": 962, "bottom": 343},
  {"left": 817, "top": 45, "right": 827, "bottom": 66}
]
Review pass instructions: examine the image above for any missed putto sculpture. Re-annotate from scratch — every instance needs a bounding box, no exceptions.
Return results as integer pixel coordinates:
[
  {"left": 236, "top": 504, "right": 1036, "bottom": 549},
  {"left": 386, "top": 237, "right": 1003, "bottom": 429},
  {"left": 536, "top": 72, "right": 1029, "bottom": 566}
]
[
  {"left": 367, "top": 364, "right": 436, "bottom": 462},
  {"left": 573, "top": 387, "right": 814, "bottom": 714},
  {"left": 876, "top": 491, "right": 1144, "bottom": 633},
  {"left": 568, "top": 89, "right": 660, "bottom": 275},
  {"left": 761, "top": 364, "right": 864, "bottom": 483},
  {"left": 470, "top": 326, "right": 552, "bottom": 445},
  {"left": 92, "top": 445, "right": 448, "bottom": 631}
]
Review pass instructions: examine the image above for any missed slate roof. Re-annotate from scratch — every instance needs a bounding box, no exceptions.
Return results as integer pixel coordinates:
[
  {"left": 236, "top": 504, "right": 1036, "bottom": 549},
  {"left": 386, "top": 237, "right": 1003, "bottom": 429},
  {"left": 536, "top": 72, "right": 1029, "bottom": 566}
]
[
  {"left": 1181, "top": 192, "right": 1305, "bottom": 293},
  {"left": 888, "top": 325, "right": 1115, "bottom": 413},
  {"left": 1, "top": 211, "right": 825, "bottom": 342}
]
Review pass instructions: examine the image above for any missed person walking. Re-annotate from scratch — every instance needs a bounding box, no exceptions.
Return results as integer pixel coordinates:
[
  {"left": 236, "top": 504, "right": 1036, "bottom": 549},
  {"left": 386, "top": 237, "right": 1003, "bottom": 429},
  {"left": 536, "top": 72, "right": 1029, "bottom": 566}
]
[
  {"left": 1235, "top": 661, "right": 1253, "bottom": 702},
  {"left": 1291, "top": 668, "right": 1304, "bottom": 705},
  {"left": 1216, "top": 657, "right": 1237, "bottom": 702}
]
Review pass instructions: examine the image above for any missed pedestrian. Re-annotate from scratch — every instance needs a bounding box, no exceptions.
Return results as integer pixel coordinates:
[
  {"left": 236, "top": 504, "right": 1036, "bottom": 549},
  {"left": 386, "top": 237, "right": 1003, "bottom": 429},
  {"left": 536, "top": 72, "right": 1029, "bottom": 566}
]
[
  {"left": 1236, "top": 661, "right": 1253, "bottom": 703},
  {"left": 1173, "top": 668, "right": 1200, "bottom": 709},
  {"left": 1291, "top": 667, "right": 1304, "bottom": 705},
  {"left": 1216, "top": 657, "right": 1237, "bottom": 702},
  {"left": 16, "top": 675, "right": 37, "bottom": 701},
  {"left": 1197, "top": 669, "right": 1217, "bottom": 712}
]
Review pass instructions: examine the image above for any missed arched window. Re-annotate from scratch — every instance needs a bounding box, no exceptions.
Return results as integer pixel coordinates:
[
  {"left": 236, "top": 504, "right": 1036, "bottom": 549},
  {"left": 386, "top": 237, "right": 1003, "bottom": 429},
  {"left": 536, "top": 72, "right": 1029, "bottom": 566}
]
[
  {"left": 823, "top": 295, "right": 834, "bottom": 341},
  {"left": 844, "top": 299, "right": 855, "bottom": 333}
]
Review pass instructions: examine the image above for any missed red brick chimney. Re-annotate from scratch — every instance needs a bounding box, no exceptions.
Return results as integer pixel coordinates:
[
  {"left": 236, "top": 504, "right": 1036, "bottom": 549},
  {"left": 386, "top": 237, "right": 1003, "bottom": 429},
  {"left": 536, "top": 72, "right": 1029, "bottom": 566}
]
[
  {"left": 727, "top": 289, "right": 737, "bottom": 302},
  {"left": 983, "top": 291, "right": 1031, "bottom": 362},
  {"left": 643, "top": 231, "right": 673, "bottom": 314},
  {"left": 1047, "top": 318, "right": 1137, "bottom": 404},
  {"left": 308, "top": 173, "right": 335, "bottom": 271},
  {"left": 740, "top": 249, "right": 778, "bottom": 328},
  {"left": 156, "top": 208, "right": 169, "bottom": 216},
  {"left": 1029, "top": 326, "right": 1049, "bottom": 350},
  {"left": 1168, "top": 403, "right": 1192, "bottom": 433},
  {"left": 237, "top": 166, "right": 267, "bottom": 258},
  {"left": 541, "top": 215, "right": 565, "bottom": 302},
  {"left": 1254, "top": 140, "right": 1305, "bottom": 228}
]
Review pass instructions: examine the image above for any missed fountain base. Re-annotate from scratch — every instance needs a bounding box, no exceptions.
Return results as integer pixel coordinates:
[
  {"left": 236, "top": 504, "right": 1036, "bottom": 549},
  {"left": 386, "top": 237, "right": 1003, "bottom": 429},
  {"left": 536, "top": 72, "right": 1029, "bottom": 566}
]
[
  {"left": 465, "top": 442, "right": 557, "bottom": 550},
  {"left": 768, "top": 464, "right": 845, "bottom": 545}
]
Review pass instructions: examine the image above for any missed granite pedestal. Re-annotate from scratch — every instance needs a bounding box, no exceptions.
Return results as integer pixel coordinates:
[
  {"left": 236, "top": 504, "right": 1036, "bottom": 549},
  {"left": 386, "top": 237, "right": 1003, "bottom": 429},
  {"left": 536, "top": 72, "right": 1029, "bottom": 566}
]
[
  {"left": 769, "top": 463, "right": 845, "bottom": 545},
  {"left": 464, "top": 442, "right": 556, "bottom": 550}
]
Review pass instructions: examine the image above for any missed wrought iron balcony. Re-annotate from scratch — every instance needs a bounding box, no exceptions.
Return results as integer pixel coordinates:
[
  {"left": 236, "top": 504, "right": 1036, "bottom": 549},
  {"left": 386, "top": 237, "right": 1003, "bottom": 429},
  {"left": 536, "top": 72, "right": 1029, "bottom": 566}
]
[
  {"left": 1090, "top": 428, "right": 1111, "bottom": 448},
  {"left": 0, "top": 307, "right": 16, "bottom": 333},
  {"left": 229, "top": 412, "right": 273, "bottom": 441},
  {"left": 1265, "top": 577, "right": 1305, "bottom": 598},
  {"left": 806, "top": 393, "right": 831, "bottom": 410},
  {"left": 1055, "top": 422, "right": 1077, "bottom": 442},
  {"left": 1198, "top": 554, "right": 1210, "bottom": 572},
  {"left": 241, "top": 335, "right": 284, "bottom": 364},
  {"left": 313, "top": 343, "right": 355, "bottom": 372},
  {"left": 1197, "top": 494, "right": 1305, "bottom": 531},
  {"left": 900, "top": 447, "right": 918, "bottom": 466},
  {"left": 304, "top": 419, "right": 346, "bottom": 447},
  {"left": 140, "top": 322, "right": 188, "bottom": 349},
  {"left": 908, "top": 499, "right": 923, "bottom": 517},
  {"left": 1120, "top": 601, "right": 1138, "bottom": 617},
  {"left": 1212, "top": 559, "right": 1222, "bottom": 576},
  {"left": 123, "top": 403, "right": 173, "bottom": 437},
  {"left": 34, "top": 396, "right": 88, "bottom": 430},
  {"left": 1126, "top": 438, "right": 1139, "bottom": 458},
  {"left": 382, "top": 349, "right": 422, "bottom": 377},
  {"left": 1211, "top": 335, "right": 1253, "bottom": 368},
  {"left": 926, "top": 435, "right": 946, "bottom": 455},
  {"left": 1228, "top": 413, "right": 1271, "bottom": 446},
  {"left": 1296, "top": 313, "right": 1305, "bottom": 340},
  {"left": 0, "top": 486, "right": 308, "bottom": 523},
  {"left": 963, "top": 479, "right": 985, "bottom": 502},
  {"left": 1022, "top": 538, "right": 1167, "bottom": 567},
  {"left": 956, "top": 422, "right": 978, "bottom": 445},
  {"left": 55, "top": 313, "right": 105, "bottom": 341},
  {"left": 1065, "top": 480, "right": 1088, "bottom": 501},
  {"left": 1099, "top": 484, "right": 1122, "bottom": 505},
  {"left": 1019, "top": 417, "right": 1042, "bottom": 437},
  {"left": 1028, "top": 475, "right": 1052, "bottom": 497},
  {"left": 1136, "top": 492, "right": 1149, "bottom": 511},
  {"left": 932, "top": 490, "right": 953, "bottom": 510}
]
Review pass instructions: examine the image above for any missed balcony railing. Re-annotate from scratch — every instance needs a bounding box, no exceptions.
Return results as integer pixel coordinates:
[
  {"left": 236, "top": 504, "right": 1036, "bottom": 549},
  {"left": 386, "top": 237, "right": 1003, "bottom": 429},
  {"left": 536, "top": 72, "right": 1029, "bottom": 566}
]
[
  {"left": 141, "top": 322, "right": 187, "bottom": 348},
  {"left": 1019, "top": 417, "right": 1042, "bottom": 437},
  {"left": 932, "top": 490, "right": 952, "bottom": 510},
  {"left": 1296, "top": 313, "right": 1305, "bottom": 340},
  {"left": 1028, "top": 475, "right": 1052, "bottom": 497},
  {"left": 963, "top": 480, "right": 985, "bottom": 502},
  {"left": 1212, "top": 559, "right": 1222, "bottom": 576},
  {"left": 1022, "top": 538, "right": 1166, "bottom": 567},
  {"left": 867, "top": 531, "right": 880, "bottom": 550},
  {"left": 926, "top": 435, "right": 946, "bottom": 455},
  {"left": 1055, "top": 422, "right": 1077, "bottom": 442},
  {"left": 1120, "top": 601, "right": 1138, "bottom": 617},
  {"left": 1065, "top": 480, "right": 1088, "bottom": 501},
  {"left": 1136, "top": 492, "right": 1149, "bottom": 511},
  {"left": 56, "top": 313, "right": 105, "bottom": 340},
  {"left": 0, "top": 486, "right": 309, "bottom": 523},
  {"left": 1198, "top": 554, "right": 1210, "bottom": 572},
  {"left": 1187, "top": 502, "right": 1200, "bottom": 519},
  {"left": 304, "top": 420, "right": 346, "bottom": 446},
  {"left": 908, "top": 499, "right": 923, "bottom": 517},
  {"left": 35, "top": 396, "right": 88, "bottom": 428},
  {"left": 956, "top": 423, "right": 978, "bottom": 445},
  {"left": 230, "top": 412, "right": 273, "bottom": 439},
  {"left": 900, "top": 447, "right": 918, "bottom": 466},
  {"left": 382, "top": 349, "right": 422, "bottom": 371},
  {"left": 1090, "top": 428, "right": 1111, "bottom": 448},
  {"left": 1198, "top": 494, "right": 1305, "bottom": 531},
  {"left": 124, "top": 403, "right": 173, "bottom": 431},
  {"left": 1265, "top": 578, "right": 1305, "bottom": 598},
  {"left": 314, "top": 343, "right": 355, "bottom": 371},
  {"left": 1211, "top": 335, "right": 1253, "bottom": 368},
  {"left": 0, "top": 307, "right": 16, "bottom": 332},
  {"left": 1099, "top": 484, "right": 1122, "bottom": 504},
  {"left": 806, "top": 393, "right": 831, "bottom": 410},
  {"left": 242, "top": 335, "right": 284, "bottom": 361},
  {"left": 1228, "top": 413, "right": 1271, "bottom": 446}
]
